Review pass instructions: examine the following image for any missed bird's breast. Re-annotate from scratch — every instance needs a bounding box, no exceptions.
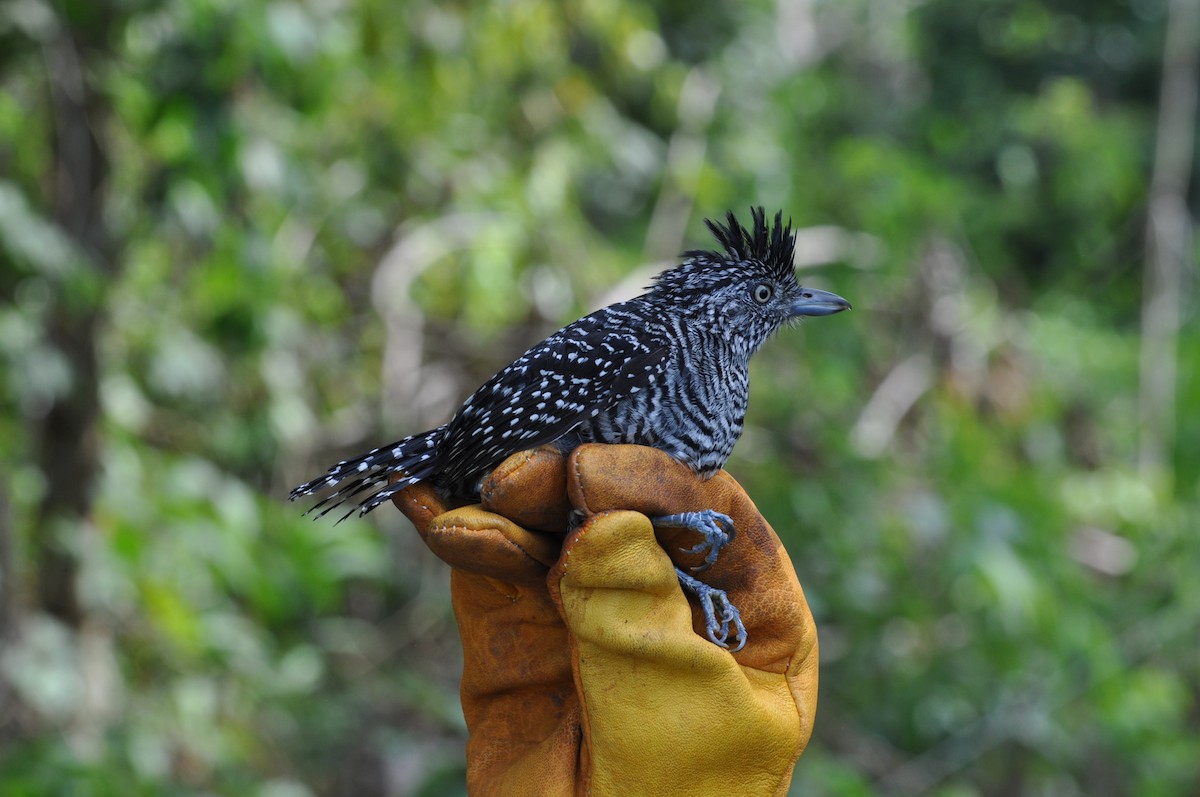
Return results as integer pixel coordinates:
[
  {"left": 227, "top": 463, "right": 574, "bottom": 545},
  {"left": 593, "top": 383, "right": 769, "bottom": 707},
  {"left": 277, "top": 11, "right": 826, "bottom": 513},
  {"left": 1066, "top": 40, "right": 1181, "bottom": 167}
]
[{"left": 581, "top": 352, "right": 749, "bottom": 475}]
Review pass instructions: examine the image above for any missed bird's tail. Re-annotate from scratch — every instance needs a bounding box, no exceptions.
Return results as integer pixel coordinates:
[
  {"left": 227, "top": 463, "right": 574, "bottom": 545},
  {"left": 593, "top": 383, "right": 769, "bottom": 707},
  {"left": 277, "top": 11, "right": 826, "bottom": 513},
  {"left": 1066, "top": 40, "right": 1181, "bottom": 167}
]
[{"left": 289, "top": 425, "right": 446, "bottom": 521}]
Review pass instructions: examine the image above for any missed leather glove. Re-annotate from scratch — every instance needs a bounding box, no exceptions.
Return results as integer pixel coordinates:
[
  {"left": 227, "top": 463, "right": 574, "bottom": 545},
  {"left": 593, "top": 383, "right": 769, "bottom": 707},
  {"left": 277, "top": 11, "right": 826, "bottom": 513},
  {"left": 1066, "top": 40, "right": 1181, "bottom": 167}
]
[{"left": 391, "top": 443, "right": 818, "bottom": 797}]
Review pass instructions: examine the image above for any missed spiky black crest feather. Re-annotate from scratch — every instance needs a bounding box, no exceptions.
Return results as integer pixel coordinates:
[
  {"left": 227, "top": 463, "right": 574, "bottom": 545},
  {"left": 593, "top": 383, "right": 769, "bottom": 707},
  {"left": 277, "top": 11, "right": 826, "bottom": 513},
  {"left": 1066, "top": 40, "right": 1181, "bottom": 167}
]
[
  {"left": 650, "top": 208, "right": 797, "bottom": 297},
  {"left": 698, "top": 207, "right": 796, "bottom": 280}
]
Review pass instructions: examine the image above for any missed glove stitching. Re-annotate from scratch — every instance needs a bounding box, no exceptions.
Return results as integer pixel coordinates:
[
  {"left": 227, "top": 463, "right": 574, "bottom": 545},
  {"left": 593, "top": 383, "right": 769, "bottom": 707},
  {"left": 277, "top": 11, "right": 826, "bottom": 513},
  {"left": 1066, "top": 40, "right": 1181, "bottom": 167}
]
[
  {"left": 481, "top": 450, "right": 533, "bottom": 505},
  {"left": 558, "top": 523, "right": 587, "bottom": 574},
  {"left": 428, "top": 520, "right": 547, "bottom": 568},
  {"left": 411, "top": 495, "right": 437, "bottom": 519},
  {"left": 557, "top": 513, "right": 617, "bottom": 574},
  {"left": 571, "top": 451, "right": 592, "bottom": 516}
]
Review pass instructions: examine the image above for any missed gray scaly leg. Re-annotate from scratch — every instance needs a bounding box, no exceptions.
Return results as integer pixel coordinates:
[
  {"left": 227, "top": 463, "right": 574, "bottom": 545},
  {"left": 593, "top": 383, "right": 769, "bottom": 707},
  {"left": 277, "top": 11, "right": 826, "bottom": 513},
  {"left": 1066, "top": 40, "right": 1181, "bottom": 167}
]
[
  {"left": 652, "top": 510, "right": 735, "bottom": 572},
  {"left": 653, "top": 510, "right": 745, "bottom": 649},
  {"left": 674, "top": 567, "right": 747, "bottom": 651}
]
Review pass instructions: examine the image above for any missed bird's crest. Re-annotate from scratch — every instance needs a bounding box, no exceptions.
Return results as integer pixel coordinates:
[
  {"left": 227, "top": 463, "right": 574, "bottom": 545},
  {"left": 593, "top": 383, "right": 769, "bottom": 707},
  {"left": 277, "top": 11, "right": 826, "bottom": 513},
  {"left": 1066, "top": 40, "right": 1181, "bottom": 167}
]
[
  {"left": 652, "top": 207, "right": 797, "bottom": 295},
  {"left": 698, "top": 207, "right": 796, "bottom": 281}
]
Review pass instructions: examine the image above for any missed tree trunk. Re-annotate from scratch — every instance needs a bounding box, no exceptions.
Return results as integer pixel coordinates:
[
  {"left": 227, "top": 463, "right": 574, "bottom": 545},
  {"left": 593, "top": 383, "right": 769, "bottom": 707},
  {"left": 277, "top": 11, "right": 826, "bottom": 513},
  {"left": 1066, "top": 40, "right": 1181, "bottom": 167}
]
[{"left": 32, "top": 23, "right": 116, "bottom": 627}]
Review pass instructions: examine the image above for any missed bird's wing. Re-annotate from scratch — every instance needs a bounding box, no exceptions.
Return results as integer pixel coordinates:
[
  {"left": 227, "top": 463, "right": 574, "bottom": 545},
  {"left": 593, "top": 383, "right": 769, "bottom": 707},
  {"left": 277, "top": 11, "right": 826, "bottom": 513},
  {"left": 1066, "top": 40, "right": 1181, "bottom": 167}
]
[{"left": 434, "top": 305, "right": 669, "bottom": 486}]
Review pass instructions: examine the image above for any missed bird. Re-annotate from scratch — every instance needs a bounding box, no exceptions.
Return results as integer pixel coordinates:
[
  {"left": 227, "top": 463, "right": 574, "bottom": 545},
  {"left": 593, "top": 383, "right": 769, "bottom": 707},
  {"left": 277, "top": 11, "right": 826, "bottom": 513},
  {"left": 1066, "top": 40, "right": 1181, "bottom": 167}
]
[{"left": 292, "top": 207, "right": 850, "bottom": 649}]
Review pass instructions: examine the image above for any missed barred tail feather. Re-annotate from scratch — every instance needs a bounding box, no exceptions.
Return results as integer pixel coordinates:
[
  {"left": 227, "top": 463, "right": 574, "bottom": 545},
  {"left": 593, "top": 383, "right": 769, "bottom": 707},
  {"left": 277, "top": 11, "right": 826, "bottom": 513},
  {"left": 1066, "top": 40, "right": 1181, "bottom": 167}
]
[{"left": 289, "top": 425, "right": 446, "bottom": 521}]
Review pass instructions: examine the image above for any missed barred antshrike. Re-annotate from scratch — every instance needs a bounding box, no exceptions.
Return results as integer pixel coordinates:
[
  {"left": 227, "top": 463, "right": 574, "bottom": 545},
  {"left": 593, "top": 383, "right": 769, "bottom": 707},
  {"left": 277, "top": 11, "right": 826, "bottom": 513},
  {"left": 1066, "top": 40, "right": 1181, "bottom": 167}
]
[{"left": 292, "top": 207, "right": 850, "bottom": 649}]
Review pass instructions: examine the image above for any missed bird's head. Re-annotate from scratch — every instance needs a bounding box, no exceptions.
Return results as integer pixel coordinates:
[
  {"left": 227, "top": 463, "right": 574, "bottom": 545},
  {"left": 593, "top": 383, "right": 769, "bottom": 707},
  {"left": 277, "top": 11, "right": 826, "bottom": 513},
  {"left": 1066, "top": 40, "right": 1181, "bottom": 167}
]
[{"left": 649, "top": 207, "right": 851, "bottom": 352}]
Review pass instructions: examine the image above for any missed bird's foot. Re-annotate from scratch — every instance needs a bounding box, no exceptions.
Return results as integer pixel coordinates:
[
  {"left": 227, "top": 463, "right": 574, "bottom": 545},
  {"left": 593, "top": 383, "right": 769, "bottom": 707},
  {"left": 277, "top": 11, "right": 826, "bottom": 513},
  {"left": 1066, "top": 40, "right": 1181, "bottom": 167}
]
[
  {"left": 651, "top": 510, "right": 735, "bottom": 572},
  {"left": 675, "top": 567, "right": 747, "bottom": 651}
]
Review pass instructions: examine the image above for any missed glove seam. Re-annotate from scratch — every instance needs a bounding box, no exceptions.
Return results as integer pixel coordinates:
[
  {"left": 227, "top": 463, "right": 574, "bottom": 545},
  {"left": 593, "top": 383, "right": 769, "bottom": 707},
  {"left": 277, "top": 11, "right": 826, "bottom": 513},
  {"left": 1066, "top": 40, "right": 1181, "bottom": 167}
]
[
  {"left": 428, "top": 520, "right": 549, "bottom": 569},
  {"left": 571, "top": 450, "right": 588, "bottom": 516},
  {"left": 411, "top": 495, "right": 437, "bottom": 520},
  {"left": 481, "top": 449, "right": 533, "bottom": 506}
]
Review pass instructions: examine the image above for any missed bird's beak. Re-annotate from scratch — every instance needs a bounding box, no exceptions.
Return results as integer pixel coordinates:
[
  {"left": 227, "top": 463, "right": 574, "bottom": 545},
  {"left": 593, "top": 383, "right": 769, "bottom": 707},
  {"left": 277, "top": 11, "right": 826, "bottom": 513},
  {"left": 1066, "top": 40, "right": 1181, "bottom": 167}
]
[{"left": 790, "top": 288, "right": 852, "bottom": 317}]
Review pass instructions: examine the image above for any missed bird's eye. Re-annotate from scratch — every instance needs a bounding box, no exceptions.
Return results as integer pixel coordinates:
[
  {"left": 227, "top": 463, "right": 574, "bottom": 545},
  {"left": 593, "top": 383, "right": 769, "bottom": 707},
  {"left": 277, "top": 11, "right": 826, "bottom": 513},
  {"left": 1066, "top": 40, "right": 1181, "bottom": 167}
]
[{"left": 753, "top": 283, "right": 773, "bottom": 304}]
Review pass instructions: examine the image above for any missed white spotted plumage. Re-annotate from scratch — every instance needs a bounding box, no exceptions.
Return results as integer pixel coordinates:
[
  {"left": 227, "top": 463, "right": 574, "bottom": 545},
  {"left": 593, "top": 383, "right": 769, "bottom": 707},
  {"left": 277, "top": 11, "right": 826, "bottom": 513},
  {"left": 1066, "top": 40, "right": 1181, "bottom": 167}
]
[{"left": 292, "top": 208, "right": 843, "bottom": 521}]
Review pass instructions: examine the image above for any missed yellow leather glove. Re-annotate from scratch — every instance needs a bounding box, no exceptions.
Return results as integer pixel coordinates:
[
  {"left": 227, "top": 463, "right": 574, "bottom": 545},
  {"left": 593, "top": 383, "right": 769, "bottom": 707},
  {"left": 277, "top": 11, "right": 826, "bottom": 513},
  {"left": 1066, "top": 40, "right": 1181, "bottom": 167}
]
[{"left": 391, "top": 443, "right": 818, "bottom": 797}]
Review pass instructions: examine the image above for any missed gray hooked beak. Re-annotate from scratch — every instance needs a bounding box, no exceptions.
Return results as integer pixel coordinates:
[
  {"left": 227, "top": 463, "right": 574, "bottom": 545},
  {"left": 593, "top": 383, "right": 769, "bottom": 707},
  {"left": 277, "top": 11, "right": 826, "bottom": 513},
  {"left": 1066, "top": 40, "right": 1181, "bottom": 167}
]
[{"left": 790, "top": 287, "right": 852, "bottom": 317}]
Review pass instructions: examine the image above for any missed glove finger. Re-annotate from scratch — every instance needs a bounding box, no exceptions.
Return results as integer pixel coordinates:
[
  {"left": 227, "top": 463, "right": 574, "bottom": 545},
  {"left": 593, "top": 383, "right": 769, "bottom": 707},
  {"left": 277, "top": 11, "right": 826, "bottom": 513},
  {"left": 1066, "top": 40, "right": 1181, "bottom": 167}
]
[
  {"left": 567, "top": 443, "right": 725, "bottom": 520},
  {"left": 391, "top": 469, "right": 564, "bottom": 584},
  {"left": 391, "top": 479, "right": 450, "bottom": 532},
  {"left": 567, "top": 444, "right": 817, "bottom": 675},
  {"left": 424, "top": 505, "right": 561, "bottom": 586},
  {"left": 481, "top": 446, "right": 572, "bottom": 534},
  {"left": 549, "top": 510, "right": 806, "bottom": 795},
  {"left": 552, "top": 510, "right": 713, "bottom": 659},
  {"left": 555, "top": 510, "right": 694, "bottom": 632}
]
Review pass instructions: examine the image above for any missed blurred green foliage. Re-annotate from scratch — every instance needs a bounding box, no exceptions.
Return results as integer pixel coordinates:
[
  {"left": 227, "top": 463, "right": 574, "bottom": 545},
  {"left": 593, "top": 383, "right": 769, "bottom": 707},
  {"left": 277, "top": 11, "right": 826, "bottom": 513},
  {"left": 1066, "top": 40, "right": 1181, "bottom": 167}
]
[{"left": 1, "top": 0, "right": 1197, "bottom": 794}]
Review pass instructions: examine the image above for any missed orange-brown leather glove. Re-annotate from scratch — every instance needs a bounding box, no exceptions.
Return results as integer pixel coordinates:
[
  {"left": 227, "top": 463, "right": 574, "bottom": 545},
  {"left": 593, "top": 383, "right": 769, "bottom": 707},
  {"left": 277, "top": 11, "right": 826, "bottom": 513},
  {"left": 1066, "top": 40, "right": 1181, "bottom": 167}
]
[{"left": 391, "top": 443, "right": 818, "bottom": 797}]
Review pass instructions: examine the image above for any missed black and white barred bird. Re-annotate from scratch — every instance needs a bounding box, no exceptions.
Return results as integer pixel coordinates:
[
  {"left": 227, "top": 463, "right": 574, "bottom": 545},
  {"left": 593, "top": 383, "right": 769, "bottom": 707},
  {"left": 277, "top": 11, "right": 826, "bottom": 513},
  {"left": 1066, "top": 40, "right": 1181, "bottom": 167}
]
[{"left": 292, "top": 207, "right": 849, "bottom": 648}]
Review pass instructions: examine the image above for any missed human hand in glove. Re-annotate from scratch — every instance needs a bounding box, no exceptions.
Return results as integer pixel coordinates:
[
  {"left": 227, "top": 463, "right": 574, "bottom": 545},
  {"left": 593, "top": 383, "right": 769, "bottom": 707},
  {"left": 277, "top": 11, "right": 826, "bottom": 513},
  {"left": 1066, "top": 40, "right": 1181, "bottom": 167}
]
[{"left": 392, "top": 443, "right": 818, "bottom": 797}]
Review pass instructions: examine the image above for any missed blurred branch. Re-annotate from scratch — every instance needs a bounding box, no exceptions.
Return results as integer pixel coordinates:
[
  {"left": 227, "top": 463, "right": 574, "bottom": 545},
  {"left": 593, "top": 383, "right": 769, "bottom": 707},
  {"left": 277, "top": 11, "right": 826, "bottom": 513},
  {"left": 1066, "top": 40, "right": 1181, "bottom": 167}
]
[
  {"left": 1138, "top": 0, "right": 1199, "bottom": 481},
  {"left": 850, "top": 354, "right": 933, "bottom": 458},
  {"left": 373, "top": 213, "right": 497, "bottom": 430}
]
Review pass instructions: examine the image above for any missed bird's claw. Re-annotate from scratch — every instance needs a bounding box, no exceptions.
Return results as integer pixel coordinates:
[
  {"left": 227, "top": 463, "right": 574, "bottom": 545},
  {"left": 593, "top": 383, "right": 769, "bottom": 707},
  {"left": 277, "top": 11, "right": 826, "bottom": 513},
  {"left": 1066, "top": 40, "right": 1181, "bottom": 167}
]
[
  {"left": 675, "top": 567, "right": 747, "bottom": 651},
  {"left": 652, "top": 510, "right": 735, "bottom": 572}
]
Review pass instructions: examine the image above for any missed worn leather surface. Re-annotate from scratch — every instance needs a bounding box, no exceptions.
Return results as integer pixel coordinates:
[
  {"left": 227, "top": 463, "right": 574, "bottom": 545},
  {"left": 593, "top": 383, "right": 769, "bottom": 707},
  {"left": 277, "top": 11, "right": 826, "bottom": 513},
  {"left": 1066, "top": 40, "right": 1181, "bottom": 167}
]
[{"left": 392, "top": 443, "right": 818, "bottom": 796}]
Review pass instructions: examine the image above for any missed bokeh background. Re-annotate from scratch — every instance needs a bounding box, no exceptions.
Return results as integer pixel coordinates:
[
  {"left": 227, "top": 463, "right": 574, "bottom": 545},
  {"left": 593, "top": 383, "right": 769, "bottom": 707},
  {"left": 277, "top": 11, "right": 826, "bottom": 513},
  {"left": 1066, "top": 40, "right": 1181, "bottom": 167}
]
[{"left": 1, "top": 0, "right": 1198, "bottom": 794}]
